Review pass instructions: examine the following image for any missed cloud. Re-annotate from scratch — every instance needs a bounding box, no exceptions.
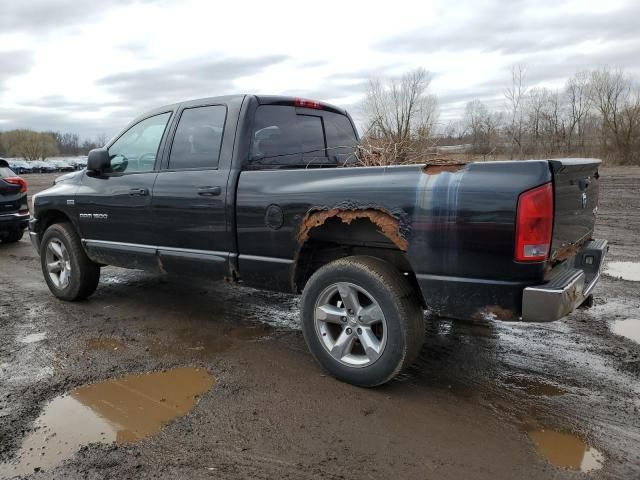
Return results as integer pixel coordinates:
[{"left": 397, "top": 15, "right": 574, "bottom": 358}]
[
  {"left": 20, "top": 95, "right": 125, "bottom": 111},
  {"left": 97, "top": 55, "right": 288, "bottom": 109},
  {"left": 286, "top": 80, "right": 370, "bottom": 104},
  {"left": 0, "top": 106, "right": 130, "bottom": 139},
  {"left": 0, "top": 0, "right": 147, "bottom": 34},
  {"left": 0, "top": 55, "right": 289, "bottom": 138},
  {"left": 1, "top": 0, "right": 639, "bottom": 139},
  {"left": 372, "top": 1, "right": 640, "bottom": 122},
  {"left": 376, "top": 1, "right": 640, "bottom": 56},
  {"left": 0, "top": 51, "right": 34, "bottom": 92}
]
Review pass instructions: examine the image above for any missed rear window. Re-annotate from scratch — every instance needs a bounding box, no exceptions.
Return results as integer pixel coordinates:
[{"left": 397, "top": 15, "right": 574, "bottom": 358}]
[{"left": 250, "top": 105, "right": 357, "bottom": 167}]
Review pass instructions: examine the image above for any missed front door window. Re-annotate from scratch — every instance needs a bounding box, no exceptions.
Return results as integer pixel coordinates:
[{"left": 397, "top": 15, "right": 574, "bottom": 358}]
[{"left": 108, "top": 112, "right": 171, "bottom": 173}]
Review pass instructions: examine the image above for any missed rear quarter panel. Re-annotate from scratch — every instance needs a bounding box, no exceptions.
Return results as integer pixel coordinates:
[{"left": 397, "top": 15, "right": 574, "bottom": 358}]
[
  {"left": 236, "top": 160, "right": 553, "bottom": 297},
  {"left": 410, "top": 161, "right": 552, "bottom": 280}
]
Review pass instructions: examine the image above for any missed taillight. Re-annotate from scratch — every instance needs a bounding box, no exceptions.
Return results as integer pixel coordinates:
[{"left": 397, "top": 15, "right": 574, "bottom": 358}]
[
  {"left": 514, "top": 182, "right": 553, "bottom": 262},
  {"left": 4, "top": 176, "right": 27, "bottom": 193},
  {"left": 294, "top": 97, "right": 323, "bottom": 110}
]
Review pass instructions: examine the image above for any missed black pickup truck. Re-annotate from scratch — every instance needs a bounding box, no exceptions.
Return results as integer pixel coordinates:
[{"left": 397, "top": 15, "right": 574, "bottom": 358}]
[{"left": 29, "top": 95, "right": 607, "bottom": 386}]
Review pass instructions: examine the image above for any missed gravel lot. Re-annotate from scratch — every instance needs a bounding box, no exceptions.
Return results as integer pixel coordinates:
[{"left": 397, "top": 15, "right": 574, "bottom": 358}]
[{"left": 1, "top": 168, "right": 639, "bottom": 479}]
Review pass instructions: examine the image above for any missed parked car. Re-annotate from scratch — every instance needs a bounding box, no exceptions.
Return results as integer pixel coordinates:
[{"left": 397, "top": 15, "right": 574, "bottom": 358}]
[
  {"left": 0, "top": 158, "right": 29, "bottom": 243},
  {"left": 28, "top": 95, "right": 607, "bottom": 387},
  {"left": 31, "top": 160, "right": 57, "bottom": 173},
  {"left": 49, "top": 159, "right": 75, "bottom": 172},
  {"left": 70, "top": 157, "right": 88, "bottom": 170},
  {"left": 8, "top": 159, "right": 34, "bottom": 175}
]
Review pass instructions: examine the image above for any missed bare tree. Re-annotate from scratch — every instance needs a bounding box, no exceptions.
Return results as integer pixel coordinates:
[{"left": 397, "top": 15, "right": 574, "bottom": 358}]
[
  {"left": 62, "top": 132, "right": 80, "bottom": 155},
  {"left": 1, "top": 130, "right": 59, "bottom": 161},
  {"left": 589, "top": 68, "right": 640, "bottom": 163},
  {"left": 464, "top": 99, "right": 502, "bottom": 157},
  {"left": 441, "top": 120, "right": 465, "bottom": 141},
  {"left": 94, "top": 133, "right": 108, "bottom": 148},
  {"left": 541, "top": 89, "right": 566, "bottom": 156},
  {"left": 504, "top": 65, "right": 528, "bottom": 159},
  {"left": 363, "top": 68, "right": 438, "bottom": 161},
  {"left": 565, "top": 71, "right": 592, "bottom": 155},
  {"left": 526, "top": 87, "right": 550, "bottom": 155},
  {"left": 465, "top": 99, "right": 487, "bottom": 149},
  {"left": 453, "top": 67, "right": 624, "bottom": 162}
]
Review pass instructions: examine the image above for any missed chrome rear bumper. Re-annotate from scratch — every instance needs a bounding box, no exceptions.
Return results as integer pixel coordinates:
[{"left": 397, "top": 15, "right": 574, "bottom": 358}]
[{"left": 522, "top": 239, "right": 608, "bottom": 322}]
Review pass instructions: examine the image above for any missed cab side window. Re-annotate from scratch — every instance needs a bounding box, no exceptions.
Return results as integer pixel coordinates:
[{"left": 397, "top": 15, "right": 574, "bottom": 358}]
[
  {"left": 168, "top": 105, "right": 226, "bottom": 170},
  {"left": 108, "top": 112, "right": 171, "bottom": 173}
]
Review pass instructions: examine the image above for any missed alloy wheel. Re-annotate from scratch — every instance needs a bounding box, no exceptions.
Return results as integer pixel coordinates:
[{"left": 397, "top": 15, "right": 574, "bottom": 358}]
[
  {"left": 314, "top": 282, "right": 387, "bottom": 367},
  {"left": 45, "top": 239, "right": 71, "bottom": 289}
]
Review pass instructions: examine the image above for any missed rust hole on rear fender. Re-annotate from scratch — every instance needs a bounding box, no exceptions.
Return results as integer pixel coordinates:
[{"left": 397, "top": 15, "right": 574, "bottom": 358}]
[
  {"left": 422, "top": 162, "right": 467, "bottom": 175},
  {"left": 297, "top": 207, "right": 409, "bottom": 251}
]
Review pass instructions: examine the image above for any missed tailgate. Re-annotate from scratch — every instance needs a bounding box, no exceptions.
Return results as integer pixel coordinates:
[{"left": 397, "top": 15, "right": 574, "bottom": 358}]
[{"left": 549, "top": 159, "right": 601, "bottom": 260}]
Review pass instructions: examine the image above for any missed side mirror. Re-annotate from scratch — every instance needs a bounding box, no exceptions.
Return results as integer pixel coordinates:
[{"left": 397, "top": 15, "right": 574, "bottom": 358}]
[{"left": 87, "top": 148, "right": 110, "bottom": 173}]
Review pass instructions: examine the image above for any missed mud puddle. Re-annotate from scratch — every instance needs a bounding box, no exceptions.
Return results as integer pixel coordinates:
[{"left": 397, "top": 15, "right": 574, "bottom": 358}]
[
  {"left": 604, "top": 261, "right": 640, "bottom": 281},
  {"left": 528, "top": 429, "right": 604, "bottom": 472},
  {"left": 611, "top": 319, "right": 640, "bottom": 344},
  {"left": 505, "top": 377, "right": 566, "bottom": 396},
  {"left": 0, "top": 367, "right": 214, "bottom": 477}
]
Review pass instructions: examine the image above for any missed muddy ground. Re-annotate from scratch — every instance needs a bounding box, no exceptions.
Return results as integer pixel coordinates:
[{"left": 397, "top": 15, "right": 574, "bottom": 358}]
[{"left": 1, "top": 168, "right": 639, "bottom": 479}]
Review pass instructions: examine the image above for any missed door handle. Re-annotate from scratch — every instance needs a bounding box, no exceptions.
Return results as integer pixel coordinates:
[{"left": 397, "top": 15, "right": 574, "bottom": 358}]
[
  {"left": 197, "top": 186, "right": 221, "bottom": 196},
  {"left": 129, "top": 187, "right": 148, "bottom": 196}
]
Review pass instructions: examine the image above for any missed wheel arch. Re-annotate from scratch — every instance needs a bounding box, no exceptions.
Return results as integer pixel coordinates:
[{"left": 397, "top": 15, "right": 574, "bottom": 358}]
[
  {"left": 292, "top": 215, "right": 425, "bottom": 307},
  {"left": 37, "top": 209, "right": 77, "bottom": 235}
]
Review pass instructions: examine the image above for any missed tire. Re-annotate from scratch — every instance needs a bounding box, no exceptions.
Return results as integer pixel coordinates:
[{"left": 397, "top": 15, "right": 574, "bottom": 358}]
[
  {"left": 2, "top": 228, "right": 24, "bottom": 243},
  {"left": 40, "top": 222, "right": 100, "bottom": 301},
  {"left": 301, "top": 255, "right": 424, "bottom": 387}
]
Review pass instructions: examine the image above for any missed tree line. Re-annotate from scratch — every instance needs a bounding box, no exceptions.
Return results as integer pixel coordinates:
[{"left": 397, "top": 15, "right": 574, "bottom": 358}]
[
  {"left": 362, "top": 66, "right": 640, "bottom": 165},
  {"left": 0, "top": 130, "right": 107, "bottom": 161}
]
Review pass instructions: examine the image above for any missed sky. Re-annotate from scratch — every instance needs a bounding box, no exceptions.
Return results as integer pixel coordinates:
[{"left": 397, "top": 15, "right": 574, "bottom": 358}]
[{"left": 0, "top": 0, "right": 638, "bottom": 139}]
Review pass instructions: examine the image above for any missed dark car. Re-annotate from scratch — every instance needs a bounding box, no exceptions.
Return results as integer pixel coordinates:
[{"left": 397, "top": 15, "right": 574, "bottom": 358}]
[
  {"left": 32, "top": 160, "right": 57, "bottom": 173},
  {"left": 0, "top": 158, "right": 29, "bottom": 243},
  {"left": 8, "top": 159, "right": 34, "bottom": 175},
  {"left": 49, "top": 159, "right": 75, "bottom": 172},
  {"left": 69, "top": 157, "right": 88, "bottom": 170},
  {"left": 29, "top": 95, "right": 607, "bottom": 386}
]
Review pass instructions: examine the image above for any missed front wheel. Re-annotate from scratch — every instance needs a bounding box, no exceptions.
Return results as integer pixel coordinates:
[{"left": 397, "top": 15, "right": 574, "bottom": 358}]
[
  {"left": 40, "top": 223, "right": 100, "bottom": 301},
  {"left": 301, "top": 256, "right": 424, "bottom": 387}
]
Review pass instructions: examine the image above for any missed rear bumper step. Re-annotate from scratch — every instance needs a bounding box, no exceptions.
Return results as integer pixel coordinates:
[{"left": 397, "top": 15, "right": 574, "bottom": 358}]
[{"left": 522, "top": 239, "right": 607, "bottom": 321}]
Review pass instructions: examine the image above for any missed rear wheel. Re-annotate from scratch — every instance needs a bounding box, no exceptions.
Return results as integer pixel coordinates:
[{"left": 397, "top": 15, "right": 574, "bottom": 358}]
[
  {"left": 2, "top": 228, "right": 24, "bottom": 243},
  {"left": 301, "top": 255, "right": 424, "bottom": 387},
  {"left": 40, "top": 223, "right": 100, "bottom": 301}
]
